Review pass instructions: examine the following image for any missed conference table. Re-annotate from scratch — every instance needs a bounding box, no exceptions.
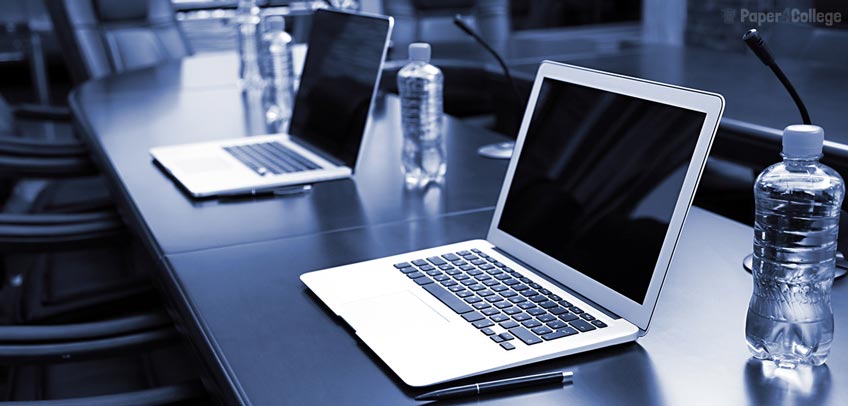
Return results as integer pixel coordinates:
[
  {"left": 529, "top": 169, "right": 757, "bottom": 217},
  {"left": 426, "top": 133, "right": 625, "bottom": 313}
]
[{"left": 70, "top": 47, "right": 848, "bottom": 405}]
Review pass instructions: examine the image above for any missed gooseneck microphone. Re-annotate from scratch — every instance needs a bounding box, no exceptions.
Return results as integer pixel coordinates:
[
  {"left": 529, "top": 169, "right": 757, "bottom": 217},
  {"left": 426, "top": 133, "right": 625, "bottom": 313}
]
[
  {"left": 452, "top": 15, "right": 522, "bottom": 109},
  {"left": 742, "top": 29, "right": 812, "bottom": 125},
  {"left": 453, "top": 15, "right": 520, "bottom": 159}
]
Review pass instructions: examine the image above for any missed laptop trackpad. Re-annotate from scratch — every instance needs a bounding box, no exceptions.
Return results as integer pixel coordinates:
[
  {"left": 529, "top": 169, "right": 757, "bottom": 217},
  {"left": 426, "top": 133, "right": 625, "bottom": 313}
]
[
  {"left": 341, "top": 290, "right": 448, "bottom": 330},
  {"left": 172, "top": 156, "right": 236, "bottom": 174}
]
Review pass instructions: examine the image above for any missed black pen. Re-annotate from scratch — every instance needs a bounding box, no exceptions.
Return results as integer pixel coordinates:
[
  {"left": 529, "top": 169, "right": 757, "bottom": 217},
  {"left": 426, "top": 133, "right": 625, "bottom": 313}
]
[
  {"left": 217, "top": 184, "right": 312, "bottom": 203},
  {"left": 415, "top": 371, "right": 573, "bottom": 401}
]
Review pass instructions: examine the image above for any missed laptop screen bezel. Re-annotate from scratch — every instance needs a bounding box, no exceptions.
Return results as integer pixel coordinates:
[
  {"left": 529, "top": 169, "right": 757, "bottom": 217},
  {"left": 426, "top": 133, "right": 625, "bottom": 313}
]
[
  {"left": 289, "top": 9, "right": 393, "bottom": 173},
  {"left": 486, "top": 61, "right": 724, "bottom": 332}
]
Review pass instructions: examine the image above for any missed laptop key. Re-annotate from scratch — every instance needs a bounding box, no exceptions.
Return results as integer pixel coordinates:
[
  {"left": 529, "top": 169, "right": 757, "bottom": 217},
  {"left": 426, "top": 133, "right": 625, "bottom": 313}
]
[
  {"left": 469, "top": 284, "right": 486, "bottom": 291},
  {"left": 509, "top": 327, "right": 543, "bottom": 345},
  {"left": 542, "top": 327, "right": 578, "bottom": 341},
  {"left": 591, "top": 320, "right": 608, "bottom": 328},
  {"left": 482, "top": 308, "right": 500, "bottom": 316},
  {"left": 549, "top": 306, "right": 568, "bottom": 315},
  {"left": 569, "top": 306, "right": 584, "bottom": 314},
  {"left": 522, "top": 320, "right": 541, "bottom": 328},
  {"left": 580, "top": 313, "right": 596, "bottom": 321},
  {"left": 499, "top": 332, "right": 514, "bottom": 341},
  {"left": 500, "top": 342, "right": 515, "bottom": 350},
  {"left": 491, "top": 314, "right": 509, "bottom": 323},
  {"left": 449, "top": 285, "right": 465, "bottom": 292},
  {"left": 558, "top": 300, "right": 573, "bottom": 307},
  {"left": 518, "top": 302, "right": 536, "bottom": 310},
  {"left": 457, "top": 291, "right": 473, "bottom": 298},
  {"left": 513, "top": 313, "right": 531, "bottom": 322},
  {"left": 413, "top": 277, "right": 433, "bottom": 286},
  {"left": 481, "top": 327, "right": 496, "bottom": 336},
  {"left": 499, "top": 320, "right": 518, "bottom": 329},
  {"left": 399, "top": 267, "right": 417, "bottom": 274},
  {"left": 427, "top": 256, "right": 446, "bottom": 265},
  {"left": 442, "top": 253, "right": 460, "bottom": 261},
  {"left": 441, "top": 280, "right": 457, "bottom": 287},
  {"left": 529, "top": 295, "right": 547, "bottom": 303},
  {"left": 508, "top": 296, "right": 526, "bottom": 304},
  {"left": 490, "top": 284, "right": 508, "bottom": 291},
  {"left": 540, "top": 301, "right": 558, "bottom": 309},
  {"left": 406, "top": 271, "right": 423, "bottom": 279},
  {"left": 465, "top": 296, "right": 482, "bottom": 304},
  {"left": 537, "top": 314, "right": 556, "bottom": 323},
  {"left": 559, "top": 313, "right": 579, "bottom": 322},
  {"left": 462, "top": 312, "right": 485, "bottom": 322},
  {"left": 473, "top": 319, "right": 494, "bottom": 329},
  {"left": 491, "top": 335, "right": 504, "bottom": 343},
  {"left": 473, "top": 302, "right": 491, "bottom": 310},
  {"left": 434, "top": 275, "right": 450, "bottom": 282},
  {"left": 412, "top": 259, "right": 427, "bottom": 266},
  {"left": 494, "top": 301, "right": 512, "bottom": 309},
  {"left": 569, "top": 319, "right": 597, "bottom": 332},
  {"left": 547, "top": 321, "right": 567, "bottom": 330},
  {"left": 501, "top": 291, "right": 517, "bottom": 298},
  {"left": 426, "top": 270, "right": 441, "bottom": 276},
  {"left": 502, "top": 307, "right": 521, "bottom": 315},
  {"left": 531, "top": 326, "right": 553, "bottom": 335},
  {"left": 419, "top": 265, "right": 435, "bottom": 271},
  {"left": 478, "top": 290, "right": 494, "bottom": 297},
  {"left": 512, "top": 284, "right": 529, "bottom": 291},
  {"left": 422, "top": 283, "right": 473, "bottom": 314},
  {"left": 394, "top": 262, "right": 411, "bottom": 269},
  {"left": 527, "top": 308, "right": 546, "bottom": 316},
  {"left": 439, "top": 264, "right": 454, "bottom": 271}
]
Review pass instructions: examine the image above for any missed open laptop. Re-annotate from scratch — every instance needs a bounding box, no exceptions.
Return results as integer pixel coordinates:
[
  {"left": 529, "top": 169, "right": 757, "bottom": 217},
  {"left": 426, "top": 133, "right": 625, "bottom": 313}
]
[
  {"left": 301, "top": 61, "right": 724, "bottom": 387},
  {"left": 150, "top": 9, "right": 392, "bottom": 197}
]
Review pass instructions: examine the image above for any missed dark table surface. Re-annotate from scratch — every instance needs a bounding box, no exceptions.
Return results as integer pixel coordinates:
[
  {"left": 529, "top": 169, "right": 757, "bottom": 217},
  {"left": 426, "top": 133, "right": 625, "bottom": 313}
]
[
  {"left": 72, "top": 60, "right": 509, "bottom": 255},
  {"left": 71, "top": 45, "right": 848, "bottom": 405}
]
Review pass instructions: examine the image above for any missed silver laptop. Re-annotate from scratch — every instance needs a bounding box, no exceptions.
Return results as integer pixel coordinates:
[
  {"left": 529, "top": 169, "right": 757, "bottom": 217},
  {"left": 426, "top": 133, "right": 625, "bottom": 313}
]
[
  {"left": 301, "top": 61, "right": 724, "bottom": 387},
  {"left": 150, "top": 9, "right": 392, "bottom": 197}
]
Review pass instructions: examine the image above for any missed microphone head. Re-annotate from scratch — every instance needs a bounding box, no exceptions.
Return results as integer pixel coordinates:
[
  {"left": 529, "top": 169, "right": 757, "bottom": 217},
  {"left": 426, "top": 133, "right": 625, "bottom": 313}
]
[
  {"left": 742, "top": 28, "right": 775, "bottom": 66},
  {"left": 453, "top": 14, "right": 475, "bottom": 36}
]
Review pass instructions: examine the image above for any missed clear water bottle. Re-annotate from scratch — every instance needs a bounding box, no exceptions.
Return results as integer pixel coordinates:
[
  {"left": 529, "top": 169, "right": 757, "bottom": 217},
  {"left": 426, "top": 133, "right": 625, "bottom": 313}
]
[
  {"left": 746, "top": 124, "right": 845, "bottom": 368},
  {"left": 259, "top": 16, "right": 294, "bottom": 132},
  {"left": 398, "top": 43, "right": 445, "bottom": 189},
  {"left": 235, "top": 0, "right": 263, "bottom": 90}
]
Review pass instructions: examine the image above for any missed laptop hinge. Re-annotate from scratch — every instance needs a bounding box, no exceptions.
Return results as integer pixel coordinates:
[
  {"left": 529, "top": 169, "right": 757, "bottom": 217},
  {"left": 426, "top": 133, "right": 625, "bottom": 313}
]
[{"left": 491, "top": 246, "right": 624, "bottom": 321}]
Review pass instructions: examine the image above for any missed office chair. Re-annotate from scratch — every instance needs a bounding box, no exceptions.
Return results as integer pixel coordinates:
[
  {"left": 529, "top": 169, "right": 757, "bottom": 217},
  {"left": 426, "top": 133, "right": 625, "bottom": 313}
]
[
  {"left": 0, "top": 313, "right": 207, "bottom": 404},
  {"left": 46, "top": 0, "right": 193, "bottom": 83}
]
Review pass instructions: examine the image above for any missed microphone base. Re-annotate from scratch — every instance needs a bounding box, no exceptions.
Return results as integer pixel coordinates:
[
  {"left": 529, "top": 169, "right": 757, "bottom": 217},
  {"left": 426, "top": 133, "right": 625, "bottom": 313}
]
[{"left": 477, "top": 141, "right": 514, "bottom": 160}]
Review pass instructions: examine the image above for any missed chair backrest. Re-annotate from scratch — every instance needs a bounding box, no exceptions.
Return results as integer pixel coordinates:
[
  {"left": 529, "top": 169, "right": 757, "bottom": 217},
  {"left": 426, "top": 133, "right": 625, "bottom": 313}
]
[{"left": 46, "top": 0, "right": 192, "bottom": 83}]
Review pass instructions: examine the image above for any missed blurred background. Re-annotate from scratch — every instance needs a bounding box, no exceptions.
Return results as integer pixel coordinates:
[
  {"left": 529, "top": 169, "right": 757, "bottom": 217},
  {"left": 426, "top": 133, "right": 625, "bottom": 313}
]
[{"left": 1, "top": 0, "right": 845, "bottom": 106}]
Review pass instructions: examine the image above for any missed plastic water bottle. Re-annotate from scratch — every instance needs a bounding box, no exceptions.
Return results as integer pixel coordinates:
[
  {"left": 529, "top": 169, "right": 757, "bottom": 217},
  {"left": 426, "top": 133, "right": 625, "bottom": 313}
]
[
  {"left": 259, "top": 16, "right": 294, "bottom": 131},
  {"left": 746, "top": 124, "right": 845, "bottom": 368},
  {"left": 398, "top": 43, "right": 445, "bottom": 189},
  {"left": 235, "top": 0, "right": 263, "bottom": 90}
]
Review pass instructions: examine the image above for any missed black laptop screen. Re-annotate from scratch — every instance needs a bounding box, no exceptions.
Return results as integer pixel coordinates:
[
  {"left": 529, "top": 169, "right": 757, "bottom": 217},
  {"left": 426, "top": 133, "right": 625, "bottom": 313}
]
[
  {"left": 288, "top": 10, "right": 390, "bottom": 168},
  {"left": 497, "top": 77, "right": 706, "bottom": 304}
]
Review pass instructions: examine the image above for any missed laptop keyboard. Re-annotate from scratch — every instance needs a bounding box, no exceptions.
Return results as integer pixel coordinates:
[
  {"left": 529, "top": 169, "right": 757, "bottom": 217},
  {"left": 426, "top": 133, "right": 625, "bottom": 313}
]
[
  {"left": 394, "top": 248, "right": 606, "bottom": 351},
  {"left": 224, "top": 141, "right": 322, "bottom": 176}
]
